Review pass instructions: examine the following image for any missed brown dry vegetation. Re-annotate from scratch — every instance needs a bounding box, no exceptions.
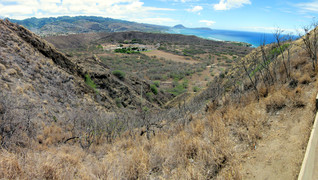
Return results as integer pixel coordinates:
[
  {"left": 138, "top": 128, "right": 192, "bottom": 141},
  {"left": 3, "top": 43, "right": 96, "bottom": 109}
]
[
  {"left": 0, "top": 82, "right": 315, "bottom": 179},
  {"left": 1, "top": 19, "right": 318, "bottom": 179}
]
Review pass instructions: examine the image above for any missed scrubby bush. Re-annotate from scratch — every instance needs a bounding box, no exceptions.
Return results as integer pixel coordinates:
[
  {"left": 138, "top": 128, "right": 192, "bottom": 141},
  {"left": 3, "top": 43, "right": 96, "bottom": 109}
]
[
  {"left": 84, "top": 74, "right": 97, "bottom": 90},
  {"left": 168, "top": 79, "right": 188, "bottom": 96},
  {"left": 153, "top": 81, "right": 160, "bottom": 87},
  {"left": 112, "top": 70, "right": 125, "bottom": 80},
  {"left": 150, "top": 84, "right": 158, "bottom": 95},
  {"left": 146, "top": 92, "right": 153, "bottom": 101},
  {"left": 115, "top": 98, "right": 122, "bottom": 108},
  {"left": 193, "top": 86, "right": 200, "bottom": 92}
]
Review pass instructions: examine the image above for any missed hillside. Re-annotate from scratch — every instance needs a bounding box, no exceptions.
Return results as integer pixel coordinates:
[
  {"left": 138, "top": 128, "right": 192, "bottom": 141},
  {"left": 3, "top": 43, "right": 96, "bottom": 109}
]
[
  {"left": 8, "top": 16, "right": 169, "bottom": 36},
  {"left": 0, "top": 18, "right": 318, "bottom": 179}
]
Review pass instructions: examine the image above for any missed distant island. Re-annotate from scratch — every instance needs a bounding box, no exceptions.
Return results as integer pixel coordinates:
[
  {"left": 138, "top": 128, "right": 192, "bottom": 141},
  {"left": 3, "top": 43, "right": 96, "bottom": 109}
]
[
  {"left": 173, "top": 24, "right": 186, "bottom": 29},
  {"left": 173, "top": 24, "right": 213, "bottom": 31}
]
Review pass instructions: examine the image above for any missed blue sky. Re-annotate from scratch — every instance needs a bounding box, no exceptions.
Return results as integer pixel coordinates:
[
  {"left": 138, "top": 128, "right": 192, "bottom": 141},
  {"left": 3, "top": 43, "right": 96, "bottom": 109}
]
[{"left": 0, "top": 0, "right": 318, "bottom": 33}]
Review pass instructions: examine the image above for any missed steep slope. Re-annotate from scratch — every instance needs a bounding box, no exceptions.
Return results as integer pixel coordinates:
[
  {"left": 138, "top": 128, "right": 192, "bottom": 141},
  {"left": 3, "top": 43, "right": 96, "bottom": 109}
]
[
  {"left": 0, "top": 19, "right": 99, "bottom": 148},
  {"left": 0, "top": 19, "right": 170, "bottom": 110},
  {"left": 8, "top": 16, "right": 169, "bottom": 35}
]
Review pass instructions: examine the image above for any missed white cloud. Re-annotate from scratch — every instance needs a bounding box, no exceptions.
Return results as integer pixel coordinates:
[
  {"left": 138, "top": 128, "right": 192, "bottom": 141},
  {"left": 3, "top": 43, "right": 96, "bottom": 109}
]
[
  {"left": 199, "top": 20, "right": 216, "bottom": 27},
  {"left": 159, "top": 0, "right": 199, "bottom": 3},
  {"left": 133, "top": 17, "right": 177, "bottom": 25},
  {"left": 174, "top": 0, "right": 199, "bottom": 2},
  {"left": 304, "top": 15, "right": 316, "bottom": 19},
  {"left": 0, "top": 0, "right": 175, "bottom": 21},
  {"left": 187, "top": 6, "right": 203, "bottom": 13},
  {"left": 213, "top": 0, "right": 251, "bottom": 11},
  {"left": 296, "top": 1, "right": 318, "bottom": 13}
]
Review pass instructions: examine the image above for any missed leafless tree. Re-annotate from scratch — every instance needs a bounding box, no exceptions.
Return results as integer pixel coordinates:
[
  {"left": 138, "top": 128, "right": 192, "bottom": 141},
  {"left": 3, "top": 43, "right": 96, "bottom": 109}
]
[
  {"left": 274, "top": 28, "right": 290, "bottom": 79},
  {"left": 299, "top": 20, "right": 318, "bottom": 70},
  {"left": 241, "top": 56, "right": 260, "bottom": 101},
  {"left": 259, "top": 38, "right": 275, "bottom": 85}
]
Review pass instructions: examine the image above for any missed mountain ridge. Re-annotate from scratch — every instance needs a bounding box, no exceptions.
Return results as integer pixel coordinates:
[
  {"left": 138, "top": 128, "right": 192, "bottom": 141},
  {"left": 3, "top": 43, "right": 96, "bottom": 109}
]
[
  {"left": 7, "top": 16, "right": 215, "bottom": 36},
  {"left": 7, "top": 16, "right": 170, "bottom": 35}
]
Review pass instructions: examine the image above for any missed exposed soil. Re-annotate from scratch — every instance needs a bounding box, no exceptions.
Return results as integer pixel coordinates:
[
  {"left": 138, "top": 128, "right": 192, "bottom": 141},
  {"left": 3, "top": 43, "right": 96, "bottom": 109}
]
[
  {"left": 142, "top": 50, "right": 199, "bottom": 64},
  {"left": 187, "top": 66, "right": 211, "bottom": 91},
  {"left": 314, "top": 142, "right": 318, "bottom": 179}
]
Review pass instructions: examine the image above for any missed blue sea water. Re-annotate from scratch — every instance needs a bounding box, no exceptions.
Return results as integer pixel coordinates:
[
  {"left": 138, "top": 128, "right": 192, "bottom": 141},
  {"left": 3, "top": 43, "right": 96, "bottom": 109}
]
[{"left": 167, "top": 28, "right": 277, "bottom": 47}]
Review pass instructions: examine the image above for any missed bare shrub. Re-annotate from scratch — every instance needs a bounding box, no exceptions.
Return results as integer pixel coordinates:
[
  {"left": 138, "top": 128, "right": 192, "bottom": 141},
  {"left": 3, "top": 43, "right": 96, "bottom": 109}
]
[
  {"left": 0, "top": 91, "right": 36, "bottom": 149},
  {"left": 258, "top": 83, "right": 268, "bottom": 98},
  {"left": 299, "top": 20, "right": 318, "bottom": 70},
  {"left": 299, "top": 73, "right": 311, "bottom": 84},
  {"left": 265, "top": 91, "right": 286, "bottom": 114}
]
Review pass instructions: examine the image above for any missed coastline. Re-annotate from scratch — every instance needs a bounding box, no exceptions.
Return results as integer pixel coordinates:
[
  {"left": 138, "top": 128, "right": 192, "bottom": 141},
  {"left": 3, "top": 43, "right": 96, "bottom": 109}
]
[{"left": 166, "top": 28, "right": 275, "bottom": 47}]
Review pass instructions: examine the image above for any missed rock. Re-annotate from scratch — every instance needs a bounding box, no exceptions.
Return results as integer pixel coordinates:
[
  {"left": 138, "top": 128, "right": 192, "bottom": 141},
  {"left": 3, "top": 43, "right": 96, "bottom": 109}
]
[
  {"left": 0, "top": 103, "right": 4, "bottom": 114},
  {"left": 6, "top": 68, "right": 17, "bottom": 76},
  {"left": 0, "top": 63, "right": 6, "bottom": 72}
]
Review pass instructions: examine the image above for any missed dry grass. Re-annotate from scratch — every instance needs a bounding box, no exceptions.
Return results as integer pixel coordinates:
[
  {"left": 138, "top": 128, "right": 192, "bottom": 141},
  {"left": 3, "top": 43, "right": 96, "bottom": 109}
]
[
  {"left": 0, "top": 76, "right": 315, "bottom": 180},
  {"left": 0, "top": 114, "right": 234, "bottom": 179},
  {"left": 265, "top": 90, "right": 287, "bottom": 114},
  {"left": 36, "top": 123, "right": 72, "bottom": 146},
  {"left": 258, "top": 83, "right": 269, "bottom": 98},
  {"left": 2, "top": 81, "right": 312, "bottom": 179},
  {"left": 299, "top": 73, "right": 311, "bottom": 84},
  {"left": 0, "top": 150, "right": 22, "bottom": 179}
]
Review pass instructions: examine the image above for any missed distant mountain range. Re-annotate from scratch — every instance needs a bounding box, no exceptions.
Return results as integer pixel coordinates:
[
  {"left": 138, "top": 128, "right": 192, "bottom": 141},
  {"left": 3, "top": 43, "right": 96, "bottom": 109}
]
[
  {"left": 7, "top": 16, "right": 212, "bottom": 36},
  {"left": 7, "top": 16, "right": 171, "bottom": 35}
]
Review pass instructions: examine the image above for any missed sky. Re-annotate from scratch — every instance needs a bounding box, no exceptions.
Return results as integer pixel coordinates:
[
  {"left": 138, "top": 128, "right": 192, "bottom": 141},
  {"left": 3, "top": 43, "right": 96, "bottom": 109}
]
[{"left": 0, "top": 0, "right": 318, "bottom": 33}]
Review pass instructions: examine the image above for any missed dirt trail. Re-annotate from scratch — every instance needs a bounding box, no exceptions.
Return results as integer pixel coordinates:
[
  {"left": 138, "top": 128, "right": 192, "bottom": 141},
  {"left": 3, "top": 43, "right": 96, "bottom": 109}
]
[
  {"left": 239, "top": 86, "right": 316, "bottom": 179},
  {"left": 142, "top": 50, "right": 199, "bottom": 64}
]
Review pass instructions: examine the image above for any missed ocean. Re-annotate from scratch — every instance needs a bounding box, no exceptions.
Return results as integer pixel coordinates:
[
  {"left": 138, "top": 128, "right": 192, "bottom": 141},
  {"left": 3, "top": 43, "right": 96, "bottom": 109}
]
[{"left": 167, "top": 28, "right": 278, "bottom": 47}]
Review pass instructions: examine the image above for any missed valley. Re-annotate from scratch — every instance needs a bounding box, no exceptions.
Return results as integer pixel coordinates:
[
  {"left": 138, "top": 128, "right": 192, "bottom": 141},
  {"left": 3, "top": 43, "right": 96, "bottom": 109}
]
[
  {"left": 0, "top": 17, "right": 317, "bottom": 180},
  {"left": 44, "top": 31, "right": 249, "bottom": 97}
]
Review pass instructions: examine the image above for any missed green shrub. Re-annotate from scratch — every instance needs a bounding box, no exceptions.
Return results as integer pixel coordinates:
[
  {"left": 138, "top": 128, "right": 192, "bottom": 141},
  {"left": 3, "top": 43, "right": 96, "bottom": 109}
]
[
  {"left": 84, "top": 74, "right": 97, "bottom": 90},
  {"left": 115, "top": 98, "right": 122, "bottom": 108},
  {"left": 168, "top": 79, "right": 188, "bottom": 96},
  {"left": 226, "top": 59, "right": 233, "bottom": 63},
  {"left": 181, "top": 79, "right": 189, "bottom": 89},
  {"left": 112, "top": 70, "right": 125, "bottom": 79},
  {"left": 193, "top": 86, "right": 200, "bottom": 92},
  {"left": 168, "top": 84, "right": 187, "bottom": 96},
  {"left": 146, "top": 92, "right": 153, "bottom": 101},
  {"left": 153, "top": 81, "right": 160, "bottom": 87},
  {"left": 270, "top": 43, "right": 290, "bottom": 56},
  {"left": 150, "top": 84, "right": 158, "bottom": 95}
]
